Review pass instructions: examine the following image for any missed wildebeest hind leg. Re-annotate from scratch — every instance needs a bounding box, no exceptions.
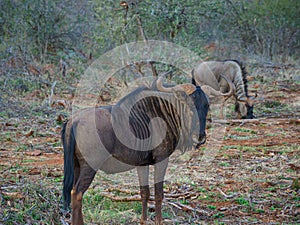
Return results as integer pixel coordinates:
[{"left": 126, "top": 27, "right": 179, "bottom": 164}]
[
  {"left": 137, "top": 166, "right": 150, "bottom": 224},
  {"left": 71, "top": 164, "right": 96, "bottom": 225},
  {"left": 219, "top": 100, "right": 226, "bottom": 119}
]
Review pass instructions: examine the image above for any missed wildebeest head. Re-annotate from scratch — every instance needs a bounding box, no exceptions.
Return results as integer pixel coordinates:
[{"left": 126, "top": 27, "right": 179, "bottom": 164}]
[
  {"left": 236, "top": 95, "right": 256, "bottom": 119},
  {"left": 188, "top": 86, "right": 209, "bottom": 146},
  {"left": 156, "top": 76, "right": 209, "bottom": 147},
  {"left": 232, "top": 60, "right": 257, "bottom": 119}
]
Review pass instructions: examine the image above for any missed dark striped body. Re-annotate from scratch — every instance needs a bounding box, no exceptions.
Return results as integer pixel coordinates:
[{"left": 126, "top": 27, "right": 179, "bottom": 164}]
[{"left": 62, "top": 84, "right": 209, "bottom": 224}]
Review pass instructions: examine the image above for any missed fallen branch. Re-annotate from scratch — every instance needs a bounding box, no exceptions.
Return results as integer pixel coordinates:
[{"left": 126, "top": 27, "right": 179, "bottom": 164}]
[
  {"left": 216, "top": 187, "right": 238, "bottom": 199},
  {"left": 212, "top": 118, "right": 300, "bottom": 126},
  {"left": 213, "top": 118, "right": 261, "bottom": 125},
  {"left": 100, "top": 192, "right": 143, "bottom": 202},
  {"left": 165, "top": 191, "right": 198, "bottom": 200},
  {"left": 107, "top": 187, "right": 139, "bottom": 195},
  {"left": 167, "top": 201, "right": 182, "bottom": 210},
  {"left": 166, "top": 201, "right": 210, "bottom": 216},
  {"left": 103, "top": 186, "right": 199, "bottom": 202},
  {"left": 100, "top": 186, "right": 200, "bottom": 203}
]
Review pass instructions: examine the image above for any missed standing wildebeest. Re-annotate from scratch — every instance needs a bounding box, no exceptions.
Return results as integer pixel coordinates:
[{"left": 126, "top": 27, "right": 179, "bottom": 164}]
[
  {"left": 62, "top": 75, "right": 212, "bottom": 225},
  {"left": 192, "top": 60, "right": 256, "bottom": 119}
]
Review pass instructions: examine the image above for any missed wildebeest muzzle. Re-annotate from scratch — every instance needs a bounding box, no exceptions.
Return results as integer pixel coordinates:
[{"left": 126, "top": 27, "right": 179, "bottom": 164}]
[{"left": 192, "top": 132, "right": 206, "bottom": 148}]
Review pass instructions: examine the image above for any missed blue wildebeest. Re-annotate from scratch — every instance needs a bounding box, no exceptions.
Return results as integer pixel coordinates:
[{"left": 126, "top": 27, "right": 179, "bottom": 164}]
[
  {"left": 62, "top": 75, "right": 211, "bottom": 224},
  {"left": 192, "top": 60, "right": 256, "bottom": 119}
]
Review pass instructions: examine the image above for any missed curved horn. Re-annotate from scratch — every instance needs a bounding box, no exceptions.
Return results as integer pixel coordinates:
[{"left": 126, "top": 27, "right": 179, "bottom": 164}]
[
  {"left": 220, "top": 74, "right": 235, "bottom": 97},
  {"left": 200, "top": 74, "right": 235, "bottom": 97},
  {"left": 156, "top": 74, "right": 196, "bottom": 95}
]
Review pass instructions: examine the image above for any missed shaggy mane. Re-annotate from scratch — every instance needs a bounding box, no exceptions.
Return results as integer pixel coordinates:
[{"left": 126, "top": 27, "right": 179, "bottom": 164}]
[
  {"left": 224, "top": 59, "right": 249, "bottom": 97},
  {"left": 113, "top": 87, "right": 194, "bottom": 154}
]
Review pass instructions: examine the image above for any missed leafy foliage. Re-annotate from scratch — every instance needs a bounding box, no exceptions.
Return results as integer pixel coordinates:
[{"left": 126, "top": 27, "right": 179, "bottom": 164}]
[
  {"left": 1, "top": 0, "right": 298, "bottom": 64},
  {"left": 1, "top": 0, "right": 94, "bottom": 59}
]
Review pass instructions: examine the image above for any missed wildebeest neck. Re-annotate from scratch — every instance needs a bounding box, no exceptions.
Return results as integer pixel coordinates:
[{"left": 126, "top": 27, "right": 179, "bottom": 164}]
[{"left": 111, "top": 90, "right": 195, "bottom": 154}]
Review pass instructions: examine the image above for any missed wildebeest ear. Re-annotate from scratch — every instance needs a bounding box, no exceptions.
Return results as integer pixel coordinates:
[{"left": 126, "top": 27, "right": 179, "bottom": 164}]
[
  {"left": 192, "top": 78, "right": 197, "bottom": 86},
  {"left": 175, "top": 91, "right": 196, "bottom": 107},
  {"left": 174, "top": 91, "right": 188, "bottom": 102},
  {"left": 191, "top": 69, "right": 197, "bottom": 86}
]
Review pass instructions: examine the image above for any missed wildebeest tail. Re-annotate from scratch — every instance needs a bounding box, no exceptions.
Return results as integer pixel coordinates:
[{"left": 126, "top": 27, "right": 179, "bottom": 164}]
[{"left": 62, "top": 121, "right": 75, "bottom": 209}]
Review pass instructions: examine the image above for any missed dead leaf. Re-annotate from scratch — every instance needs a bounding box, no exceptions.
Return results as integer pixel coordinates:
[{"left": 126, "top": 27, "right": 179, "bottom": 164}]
[
  {"left": 224, "top": 180, "right": 235, "bottom": 184},
  {"left": 47, "top": 171, "right": 62, "bottom": 178},
  {"left": 5, "top": 122, "right": 14, "bottom": 126},
  {"left": 45, "top": 137, "right": 56, "bottom": 143},
  {"left": 28, "top": 168, "right": 41, "bottom": 175},
  {"left": 2, "top": 191, "right": 24, "bottom": 199},
  {"left": 294, "top": 207, "right": 300, "bottom": 216},
  {"left": 291, "top": 178, "right": 300, "bottom": 190},
  {"left": 57, "top": 100, "right": 67, "bottom": 108},
  {"left": 56, "top": 114, "right": 64, "bottom": 122},
  {"left": 288, "top": 163, "right": 300, "bottom": 172},
  {"left": 253, "top": 83, "right": 260, "bottom": 89},
  {"left": 25, "top": 150, "right": 42, "bottom": 156},
  {"left": 248, "top": 76, "right": 255, "bottom": 81},
  {"left": 24, "top": 129, "right": 34, "bottom": 137},
  {"left": 52, "top": 99, "right": 68, "bottom": 109}
]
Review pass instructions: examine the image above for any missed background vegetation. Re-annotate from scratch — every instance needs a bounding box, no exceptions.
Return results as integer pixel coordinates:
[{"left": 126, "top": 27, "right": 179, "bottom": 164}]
[
  {"left": 1, "top": 0, "right": 299, "bottom": 110},
  {"left": 1, "top": 0, "right": 299, "bottom": 86}
]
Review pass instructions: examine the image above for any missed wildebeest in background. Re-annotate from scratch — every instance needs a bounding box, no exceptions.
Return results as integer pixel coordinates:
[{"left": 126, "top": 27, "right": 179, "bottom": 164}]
[
  {"left": 192, "top": 60, "right": 257, "bottom": 119},
  {"left": 62, "top": 75, "right": 210, "bottom": 225}
]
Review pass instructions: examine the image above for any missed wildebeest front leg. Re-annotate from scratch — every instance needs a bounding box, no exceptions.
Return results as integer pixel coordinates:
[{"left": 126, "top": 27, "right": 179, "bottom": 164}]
[
  {"left": 137, "top": 166, "right": 150, "bottom": 224},
  {"left": 219, "top": 99, "right": 225, "bottom": 119},
  {"left": 154, "top": 158, "right": 169, "bottom": 225}
]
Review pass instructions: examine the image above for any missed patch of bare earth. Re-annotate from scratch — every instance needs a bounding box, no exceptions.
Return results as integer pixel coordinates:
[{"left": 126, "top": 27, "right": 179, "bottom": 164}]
[{"left": 0, "top": 82, "right": 299, "bottom": 224}]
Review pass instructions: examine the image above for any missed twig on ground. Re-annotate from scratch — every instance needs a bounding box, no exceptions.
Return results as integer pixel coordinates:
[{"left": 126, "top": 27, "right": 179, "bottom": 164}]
[
  {"left": 213, "top": 119, "right": 262, "bottom": 125},
  {"left": 107, "top": 187, "right": 139, "bottom": 195},
  {"left": 164, "top": 187, "right": 198, "bottom": 200},
  {"left": 100, "top": 191, "right": 152, "bottom": 202},
  {"left": 166, "top": 201, "right": 210, "bottom": 216},
  {"left": 102, "top": 187, "right": 199, "bottom": 202},
  {"left": 217, "top": 187, "right": 238, "bottom": 199},
  {"left": 60, "top": 218, "right": 69, "bottom": 225}
]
